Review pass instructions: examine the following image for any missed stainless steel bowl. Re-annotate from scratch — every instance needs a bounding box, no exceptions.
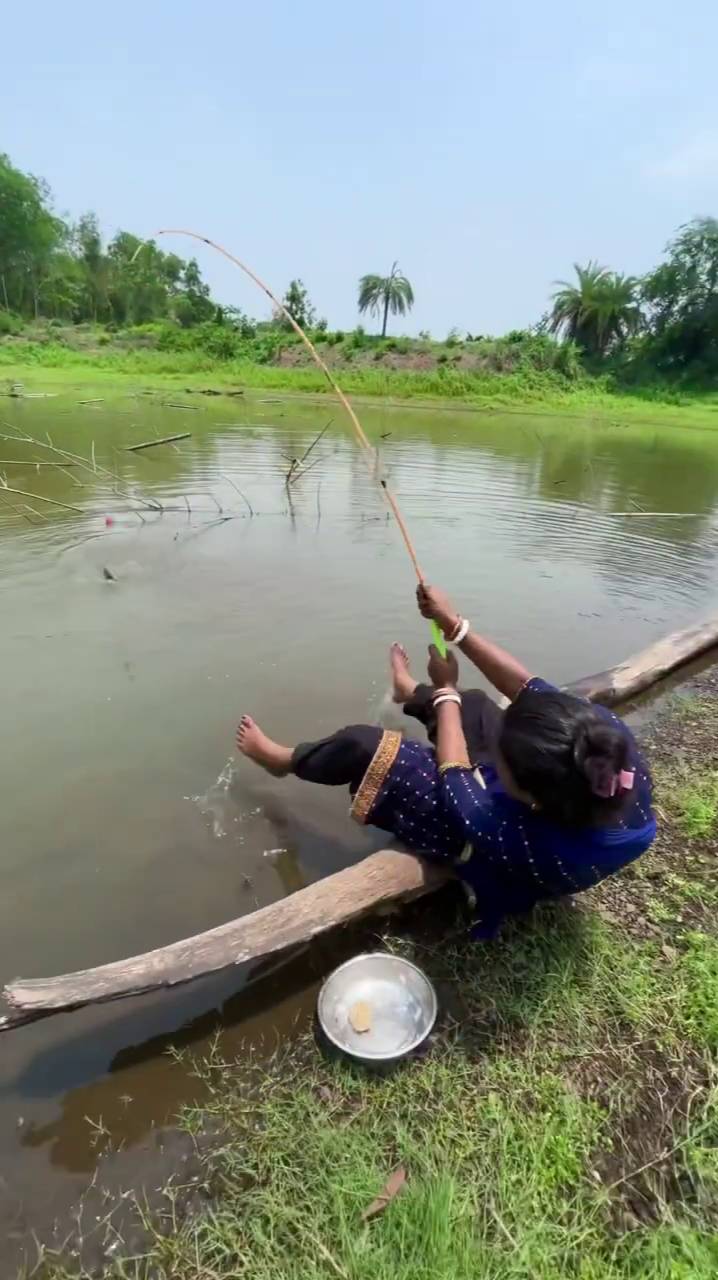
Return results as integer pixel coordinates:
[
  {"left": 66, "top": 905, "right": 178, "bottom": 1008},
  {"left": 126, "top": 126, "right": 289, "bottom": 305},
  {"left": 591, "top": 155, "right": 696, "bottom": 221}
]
[{"left": 317, "top": 953, "right": 438, "bottom": 1063}]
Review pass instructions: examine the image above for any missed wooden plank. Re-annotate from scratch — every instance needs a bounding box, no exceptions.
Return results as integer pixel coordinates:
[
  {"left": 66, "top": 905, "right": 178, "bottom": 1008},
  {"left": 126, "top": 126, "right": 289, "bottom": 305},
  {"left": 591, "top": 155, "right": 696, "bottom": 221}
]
[
  {"left": 3, "top": 614, "right": 718, "bottom": 1032},
  {"left": 0, "top": 852, "right": 447, "bottom": 1031}
]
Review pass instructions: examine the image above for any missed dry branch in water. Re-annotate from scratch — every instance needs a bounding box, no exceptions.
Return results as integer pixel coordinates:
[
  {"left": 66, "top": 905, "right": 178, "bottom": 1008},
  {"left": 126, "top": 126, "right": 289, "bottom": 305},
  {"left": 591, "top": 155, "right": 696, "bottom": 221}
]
[
  {"left": 1, "top": 425, "right": 161, "bottom": 511},
  {"left": 0, "top": 480, "right": 83, "bottom": 514},
  {"left": 126, "top": 434, "right": 192, "bottom": 452},
  {"left": 221, "top": 474, "right": 254, "bottom": 517}
]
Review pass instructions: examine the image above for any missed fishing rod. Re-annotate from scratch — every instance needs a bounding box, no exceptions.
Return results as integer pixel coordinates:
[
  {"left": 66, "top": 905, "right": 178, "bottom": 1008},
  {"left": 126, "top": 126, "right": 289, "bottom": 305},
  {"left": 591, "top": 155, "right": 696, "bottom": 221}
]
[{"left": 155, "top": 229, "right": 447, "bottom": 655}]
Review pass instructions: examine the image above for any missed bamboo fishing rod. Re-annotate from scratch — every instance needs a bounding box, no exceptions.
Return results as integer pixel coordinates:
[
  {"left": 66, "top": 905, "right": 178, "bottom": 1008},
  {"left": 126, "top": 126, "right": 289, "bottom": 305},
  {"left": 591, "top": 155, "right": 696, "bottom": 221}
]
[{"left": 155, "top": 229, "right": 425, "bottom": 584}]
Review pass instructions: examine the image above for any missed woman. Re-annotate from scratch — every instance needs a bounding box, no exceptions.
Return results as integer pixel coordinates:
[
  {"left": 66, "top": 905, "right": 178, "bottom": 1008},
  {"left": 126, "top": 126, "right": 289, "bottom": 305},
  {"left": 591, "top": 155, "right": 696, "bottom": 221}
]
[{"left": 236, "top": 585, "right": 656, "bottom": 936}]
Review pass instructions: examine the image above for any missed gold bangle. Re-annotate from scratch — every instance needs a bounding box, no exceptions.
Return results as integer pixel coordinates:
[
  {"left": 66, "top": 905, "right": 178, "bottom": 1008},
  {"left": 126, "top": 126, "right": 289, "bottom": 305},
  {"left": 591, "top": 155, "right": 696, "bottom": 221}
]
[{"left": 438, "top": 760, "right": 471, "bottom": 775}]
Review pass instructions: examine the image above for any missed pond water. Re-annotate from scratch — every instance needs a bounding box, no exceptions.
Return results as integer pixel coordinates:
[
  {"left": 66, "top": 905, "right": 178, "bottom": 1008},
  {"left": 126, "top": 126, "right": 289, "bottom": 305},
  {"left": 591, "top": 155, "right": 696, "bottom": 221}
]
[{"left": 2, "top": 384, "right": 718, "bottom": 1266}]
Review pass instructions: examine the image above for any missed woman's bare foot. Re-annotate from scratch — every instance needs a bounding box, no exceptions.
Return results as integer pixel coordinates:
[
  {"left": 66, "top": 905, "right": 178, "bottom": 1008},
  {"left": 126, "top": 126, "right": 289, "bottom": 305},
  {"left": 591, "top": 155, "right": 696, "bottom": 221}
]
[
  {"left": 236, "top": 715, "right": 293, "bottom": 777},
  {"left": 390, "top": 643, "right": 418, "bottom": 703}
]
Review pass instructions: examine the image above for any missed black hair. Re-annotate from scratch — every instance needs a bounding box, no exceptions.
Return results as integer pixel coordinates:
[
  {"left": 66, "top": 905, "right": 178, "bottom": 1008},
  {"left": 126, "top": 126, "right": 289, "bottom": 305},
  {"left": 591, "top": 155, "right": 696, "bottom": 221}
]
[{"left": 498, "top": 688, "right": 631, "bottom": 827}]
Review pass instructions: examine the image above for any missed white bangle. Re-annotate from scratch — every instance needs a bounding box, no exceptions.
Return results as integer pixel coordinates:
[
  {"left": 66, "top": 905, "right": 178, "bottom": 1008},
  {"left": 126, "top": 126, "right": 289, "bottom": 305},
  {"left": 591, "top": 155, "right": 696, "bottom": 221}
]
[
  {"left": 450, "top": 618, "right": 470, "bottom": 645},
  {"left": 433, "top": 693, "right": 462, "bottom": 709}
]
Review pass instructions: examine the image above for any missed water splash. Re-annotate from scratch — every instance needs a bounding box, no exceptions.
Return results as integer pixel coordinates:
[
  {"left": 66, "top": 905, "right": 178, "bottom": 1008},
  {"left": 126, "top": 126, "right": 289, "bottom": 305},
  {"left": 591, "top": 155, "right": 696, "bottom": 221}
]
[
  {"left": 375, "top": 684, "right": 404, "bottom": 729},
  {"left": 190, "top": 756, "right": 238, "bottom": 838}
]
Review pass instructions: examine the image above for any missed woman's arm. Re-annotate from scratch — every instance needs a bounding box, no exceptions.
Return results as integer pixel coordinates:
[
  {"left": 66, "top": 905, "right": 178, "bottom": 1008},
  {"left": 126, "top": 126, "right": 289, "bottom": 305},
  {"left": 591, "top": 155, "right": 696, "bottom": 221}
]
[
  {"left": 435, "top": 701, "right": 471, "bottom": 769},
  {"left": 457, "top": 631, "right": 531, "bottom": 702},
  {"left": 418, "top": 584, "right": 531, "bottom": 701},
  {"left": 426, "top": 646, "right": 471, "bottom": 768}
]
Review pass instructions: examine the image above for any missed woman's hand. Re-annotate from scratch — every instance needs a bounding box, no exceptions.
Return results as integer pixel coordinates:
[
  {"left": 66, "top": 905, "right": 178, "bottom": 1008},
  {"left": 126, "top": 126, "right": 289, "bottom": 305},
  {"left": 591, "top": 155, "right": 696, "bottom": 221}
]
[
  {"left": 416, "top": 584, "right": 460, "bottom": 637},
  {"left": 427, "top": 645, "right": 459, "bottom": 689}
]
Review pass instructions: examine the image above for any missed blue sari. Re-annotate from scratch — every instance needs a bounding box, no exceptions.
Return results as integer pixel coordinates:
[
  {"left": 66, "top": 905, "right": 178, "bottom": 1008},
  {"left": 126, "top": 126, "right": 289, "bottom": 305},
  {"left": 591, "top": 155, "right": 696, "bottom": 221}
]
[{"left": 351, "top": 679, "right": 656, "bottom": 936}]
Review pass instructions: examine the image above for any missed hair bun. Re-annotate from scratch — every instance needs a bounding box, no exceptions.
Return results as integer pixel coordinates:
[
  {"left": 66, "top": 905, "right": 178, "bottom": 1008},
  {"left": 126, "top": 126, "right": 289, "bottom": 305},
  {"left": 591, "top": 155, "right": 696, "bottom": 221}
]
[
  {"left": 574, "top": 718, "right": 628, "bottom": 798},
  {"left": 574, "top": 721, "right": 622, "bottom": 767}
]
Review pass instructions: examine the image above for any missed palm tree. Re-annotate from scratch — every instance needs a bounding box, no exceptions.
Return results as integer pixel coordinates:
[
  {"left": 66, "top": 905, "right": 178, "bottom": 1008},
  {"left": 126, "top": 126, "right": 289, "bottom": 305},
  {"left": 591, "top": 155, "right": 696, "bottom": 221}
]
[
  {"left": 358, "top": 262, "right": 414, "bottom": 337},
  {"left": 549, "top": 261, "right": 642, "bottom": 357}
]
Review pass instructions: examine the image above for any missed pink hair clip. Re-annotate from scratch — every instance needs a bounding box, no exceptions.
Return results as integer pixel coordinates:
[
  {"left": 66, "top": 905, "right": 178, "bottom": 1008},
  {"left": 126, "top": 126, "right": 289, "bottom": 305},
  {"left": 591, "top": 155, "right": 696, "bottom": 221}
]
[{"left": 585, "top": 758, "right": 636, "bottom": 798}]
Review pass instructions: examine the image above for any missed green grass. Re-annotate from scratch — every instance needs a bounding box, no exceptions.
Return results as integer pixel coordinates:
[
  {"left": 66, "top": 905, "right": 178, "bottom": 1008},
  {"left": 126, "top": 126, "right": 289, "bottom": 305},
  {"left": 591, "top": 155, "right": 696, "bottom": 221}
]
[
  {"left": 38, "top": 905, "right": 718, "bottom": 1279},
  {"left": 674, "top": 772, "right": 718, "bottom": 838},
  {"left": 680, "top": 932, "right": 718, "bottom": 1050},
  {"left": 4, "top": 342, "right": 718, "bottom": 424}
]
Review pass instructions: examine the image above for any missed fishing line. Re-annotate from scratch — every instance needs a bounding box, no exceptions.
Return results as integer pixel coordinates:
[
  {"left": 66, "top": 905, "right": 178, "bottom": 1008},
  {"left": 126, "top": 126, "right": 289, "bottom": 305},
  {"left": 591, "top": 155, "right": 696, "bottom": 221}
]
[{"left": 154, "top": 229, "right": 447, "bottom": 654}]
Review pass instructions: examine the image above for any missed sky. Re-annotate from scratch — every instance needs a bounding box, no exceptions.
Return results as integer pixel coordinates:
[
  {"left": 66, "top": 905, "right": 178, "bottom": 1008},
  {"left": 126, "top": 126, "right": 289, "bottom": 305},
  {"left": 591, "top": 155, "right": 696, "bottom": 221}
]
[{"left": 3, "top": 0, "right": 718, "bottom": 337}]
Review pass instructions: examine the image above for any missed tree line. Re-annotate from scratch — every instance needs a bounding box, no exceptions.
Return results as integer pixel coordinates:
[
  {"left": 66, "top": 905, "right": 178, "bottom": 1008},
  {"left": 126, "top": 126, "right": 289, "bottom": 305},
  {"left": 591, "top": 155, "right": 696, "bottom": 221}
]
[
  {"left": 547, "top": 220, "right": 718, "bottom": 381},
  {"left": 0, "top": 153, "right": 218, "bottom": 329},
  {"left": 1, "top": 150, "right": 716, "bottom": 382}
]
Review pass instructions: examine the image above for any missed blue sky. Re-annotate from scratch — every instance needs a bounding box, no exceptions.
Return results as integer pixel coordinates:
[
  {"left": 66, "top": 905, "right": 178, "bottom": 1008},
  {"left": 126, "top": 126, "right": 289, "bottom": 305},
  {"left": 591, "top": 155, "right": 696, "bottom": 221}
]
[{"left": 3, "top": 0, "right": 717, "bottom": 336}]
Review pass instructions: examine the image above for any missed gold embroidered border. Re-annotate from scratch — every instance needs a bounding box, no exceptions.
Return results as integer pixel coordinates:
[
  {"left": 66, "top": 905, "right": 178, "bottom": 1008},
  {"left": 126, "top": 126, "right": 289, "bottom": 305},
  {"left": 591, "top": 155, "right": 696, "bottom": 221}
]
[{"left": 350, "top": 730, "right": 402, "bottom": 824}]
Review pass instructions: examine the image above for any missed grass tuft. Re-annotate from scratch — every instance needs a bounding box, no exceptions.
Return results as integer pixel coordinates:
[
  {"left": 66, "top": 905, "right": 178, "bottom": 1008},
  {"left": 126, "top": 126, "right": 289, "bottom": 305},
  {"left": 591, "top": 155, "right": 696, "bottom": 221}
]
[{"left": 674, "top": 772, "right": 718, "bottom": 838}]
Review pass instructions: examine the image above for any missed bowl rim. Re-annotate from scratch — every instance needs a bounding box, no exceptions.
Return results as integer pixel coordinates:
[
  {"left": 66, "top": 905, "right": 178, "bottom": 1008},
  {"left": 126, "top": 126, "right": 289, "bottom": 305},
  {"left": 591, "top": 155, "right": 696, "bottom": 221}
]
[{"left": 317, "top": 951, "right": 438, "bottom": 1061}]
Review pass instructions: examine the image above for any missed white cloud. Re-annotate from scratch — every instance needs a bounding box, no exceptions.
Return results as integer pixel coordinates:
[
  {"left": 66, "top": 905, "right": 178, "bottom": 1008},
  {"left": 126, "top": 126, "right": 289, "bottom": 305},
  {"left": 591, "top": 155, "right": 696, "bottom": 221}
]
[{"left": 647, "top": 129, "right": 718, "bottom": 182}]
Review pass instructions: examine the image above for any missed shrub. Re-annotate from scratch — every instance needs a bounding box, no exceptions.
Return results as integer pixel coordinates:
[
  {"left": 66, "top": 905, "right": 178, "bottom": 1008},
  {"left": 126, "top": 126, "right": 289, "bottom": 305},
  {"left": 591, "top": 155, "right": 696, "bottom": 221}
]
[{"left": 0, "top": 310, "right": 22, "bottom": 336}]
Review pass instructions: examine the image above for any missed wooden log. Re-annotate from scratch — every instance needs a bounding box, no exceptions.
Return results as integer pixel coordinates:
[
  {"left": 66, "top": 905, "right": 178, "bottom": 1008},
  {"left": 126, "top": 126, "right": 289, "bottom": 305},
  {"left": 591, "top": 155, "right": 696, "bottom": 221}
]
[
  {"left": 3, "top": 612, "right": 718, "bottom": 1032},
  {"left": 0, "top": 852, "right": 447, "bottom": 1031},
  {"left": 126, "top": 433, "right": 191, "bottom": 452},
  {"left": 566, "top": 613, "right": 718, "bottom": 706}
]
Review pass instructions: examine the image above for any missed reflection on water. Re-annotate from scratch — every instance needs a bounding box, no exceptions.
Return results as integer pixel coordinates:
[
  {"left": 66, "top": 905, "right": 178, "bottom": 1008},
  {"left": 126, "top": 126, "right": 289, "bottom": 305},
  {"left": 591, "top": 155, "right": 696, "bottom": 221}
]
[{"left": 2, "top": 386, "right": 718, "bottom": 1269}]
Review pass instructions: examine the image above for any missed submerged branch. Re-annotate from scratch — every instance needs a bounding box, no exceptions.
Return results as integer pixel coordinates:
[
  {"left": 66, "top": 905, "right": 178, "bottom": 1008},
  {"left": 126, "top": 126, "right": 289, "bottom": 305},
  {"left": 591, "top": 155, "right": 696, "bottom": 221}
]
[
  {"left": 126, "top": 433, "right": 192, "bottom": 452},
  {"left": 0, "top": 424, "right": 163, "bottom": 511},
  {"left": 0, "top": 481, "right": 84, "bottom": 514},
  {"left": 298, "top": 419, "right": 332, "bottom": 467},
  {"left": 221, "top": 474, "right": 254, "bottom": 517}
]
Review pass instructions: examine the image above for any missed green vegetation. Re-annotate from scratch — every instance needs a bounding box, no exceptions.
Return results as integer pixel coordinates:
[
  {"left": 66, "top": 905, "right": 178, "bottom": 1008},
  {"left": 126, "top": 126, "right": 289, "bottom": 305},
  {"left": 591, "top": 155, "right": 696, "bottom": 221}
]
[
  {"left": 358, "top": 262, "right": 415, "bottom": 337},
  {"left": 40, "top": 910, "right": 718, "bottom": 1279},
  {"left": 547, "top": 220, "right": 718, "bottom": 387},
  {"left": 0, "top": 154, "right": 219, "bottom": 329},
  {"left": 1, "top": 150, "right": 717, "bottom": 401},
  {"left": 549, "top": 262, "right": 642, "bottom": 358},
  {"left": 672, "top": 770, "right": 718, "bottom": 839},
  {"left": 278, "top": 278, "right": 322, "bottom": 331},
  {"left": 38, "top": 675, "right": 718, "bottom": 1279}
]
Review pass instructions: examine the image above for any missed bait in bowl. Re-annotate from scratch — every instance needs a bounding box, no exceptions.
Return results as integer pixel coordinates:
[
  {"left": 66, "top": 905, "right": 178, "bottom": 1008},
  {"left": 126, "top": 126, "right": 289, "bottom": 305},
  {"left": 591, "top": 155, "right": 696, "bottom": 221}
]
[{"left": 317, "top": 952, "right": 437, "bottom": 1064}]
